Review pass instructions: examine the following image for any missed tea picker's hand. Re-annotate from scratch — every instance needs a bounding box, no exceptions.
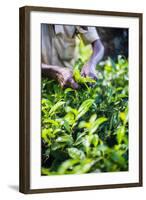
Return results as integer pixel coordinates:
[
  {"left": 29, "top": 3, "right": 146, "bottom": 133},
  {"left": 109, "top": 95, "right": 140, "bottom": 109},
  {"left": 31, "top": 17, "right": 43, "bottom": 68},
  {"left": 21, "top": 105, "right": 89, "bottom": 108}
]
[
  {"left": 81, "top": 62, "right": 98, "bottom": 80},
  {"left": 58, "top": 67, "right": 79, "bottom": 89},
  {"left": 42, "top": 64, "right": 78, "bottom": 89}
]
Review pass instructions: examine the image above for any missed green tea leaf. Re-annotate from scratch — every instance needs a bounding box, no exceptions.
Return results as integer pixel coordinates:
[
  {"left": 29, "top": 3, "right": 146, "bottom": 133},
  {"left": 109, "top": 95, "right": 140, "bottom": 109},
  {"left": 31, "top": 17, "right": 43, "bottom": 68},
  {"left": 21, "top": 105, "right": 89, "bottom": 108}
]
[
  {"left": 58, "top": 159, "right": 79, "bottom": 174},
  {"left": 77, "top": 99, "right": 94, "bottom": 120},
  {"left": 43, "top": 119, "right": 59, "bottom": 126},
  {"left": 63, "top": 120, "right": 71, "bottom": 133},
  {"left": 64, "top": 112, "right": 75, "bottom": 125},
  {"left": 117, "top": 126, "right": 125, "bottom": 144},
  {"left": 92, "top": 134, "right": 99, "bottom": 147},
  {"left": 49, "top": 101, "right": 65, "bottom": 116},
  {"left": 56, "top": 134, "right": 73, "bottom": 145},
  {"left": 68, "top": 147, "right": 85, "bottom": 160},
  {"left": 89, "top": 117, "right": 107, "bottom": 134},
  {"left": 78, "top": 121, "right": 90, "bottom": 128},
  {"left": 89, "top": 114, "right": 97, "bottom": 123},
  {"left": 65, "top": 106, "right": 78, "bottom": 116}
]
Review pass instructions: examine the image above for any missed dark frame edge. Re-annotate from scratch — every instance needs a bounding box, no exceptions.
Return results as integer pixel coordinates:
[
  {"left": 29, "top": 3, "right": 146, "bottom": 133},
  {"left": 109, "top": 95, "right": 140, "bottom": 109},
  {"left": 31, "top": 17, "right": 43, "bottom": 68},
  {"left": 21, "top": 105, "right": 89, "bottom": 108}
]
[
  {"left": 20, "top": 5, "right": 143, "bottom": 17},
  {"left": 19, "top": 6, "right": 31, "bottom": 194},
  {"left": 139, "top": 13, "right": 143, "bottom": 187},
  {"left": 21, "top": 182, "right": 142, "bottom": 194}
]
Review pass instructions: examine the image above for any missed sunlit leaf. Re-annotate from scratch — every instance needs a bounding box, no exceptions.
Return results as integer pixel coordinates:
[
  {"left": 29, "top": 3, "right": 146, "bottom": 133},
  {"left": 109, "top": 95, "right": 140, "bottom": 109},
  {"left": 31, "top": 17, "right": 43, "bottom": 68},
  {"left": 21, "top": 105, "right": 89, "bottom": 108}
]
[
  {"left": 58, "top": 159, "right": 79, "bottom": 174},
  {"left": 117, "top": 126, "right": 125, "bottom": 144},
  {"left": 92, "top": 134, "right": 99, "bottom": 147},
  {"left": 89, "top": 117, "right": 107, "bottom": 134},
  {"left": 49, "top": 101, "right": 65, "bottom": 116},
  {"left": 65, "top": 106, "right": 78, "bottom": 116},
  {"left": 43, "top": 119, "right": 59, "bottom": 126},
  {"left": 78, "top": 121, "right": 90, "bottom": 128},
  {"left": 64, "top": 112, "right": 75, "bottom": 125},
  {"left": 56, "top": 134, "right": 73, "bottom": 145},
  {"left": 68, "top": 147, "right": 85, "bottom": 160},
  {"left": 63, "top": 120, "right": 71, "bottom": 133},
  {"left": 64, "top": 88, "right": 74, "bottom": 94},
  {"left": 77, "top": 99, "right": 94, "bottom": 120},
  {"left": 89, "top": 114, "right": 97, "bottom": 123}
]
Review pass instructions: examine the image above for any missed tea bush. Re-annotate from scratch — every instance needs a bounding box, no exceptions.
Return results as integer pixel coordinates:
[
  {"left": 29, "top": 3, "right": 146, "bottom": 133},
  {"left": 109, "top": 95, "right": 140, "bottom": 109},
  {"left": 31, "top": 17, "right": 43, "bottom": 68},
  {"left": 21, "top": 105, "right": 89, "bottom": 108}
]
[{"left": 41, "top": 55, "right": 128, "bottom": 175}]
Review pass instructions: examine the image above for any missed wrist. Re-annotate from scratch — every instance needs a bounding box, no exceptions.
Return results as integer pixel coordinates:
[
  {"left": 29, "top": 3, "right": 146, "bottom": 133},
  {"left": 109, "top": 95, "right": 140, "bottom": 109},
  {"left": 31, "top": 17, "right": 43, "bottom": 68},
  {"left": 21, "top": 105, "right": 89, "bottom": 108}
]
[{"left": 87, "top": 59, "right": 97, "bottom": 70}]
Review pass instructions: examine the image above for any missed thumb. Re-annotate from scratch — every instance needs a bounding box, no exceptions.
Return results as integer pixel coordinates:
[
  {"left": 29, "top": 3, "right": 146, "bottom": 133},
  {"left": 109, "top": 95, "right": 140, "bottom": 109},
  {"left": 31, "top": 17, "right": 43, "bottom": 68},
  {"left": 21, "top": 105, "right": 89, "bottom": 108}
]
[{"left": 70, "top": 78, "right": 79, "bottom": 89}]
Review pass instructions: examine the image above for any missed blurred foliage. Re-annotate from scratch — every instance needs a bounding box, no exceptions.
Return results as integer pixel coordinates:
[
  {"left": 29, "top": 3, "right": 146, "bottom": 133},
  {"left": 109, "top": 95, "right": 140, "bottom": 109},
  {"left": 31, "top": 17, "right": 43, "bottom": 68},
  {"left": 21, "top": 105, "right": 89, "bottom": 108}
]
[{"left": 41, "top": 54, "right": 128, "bottom": 175}]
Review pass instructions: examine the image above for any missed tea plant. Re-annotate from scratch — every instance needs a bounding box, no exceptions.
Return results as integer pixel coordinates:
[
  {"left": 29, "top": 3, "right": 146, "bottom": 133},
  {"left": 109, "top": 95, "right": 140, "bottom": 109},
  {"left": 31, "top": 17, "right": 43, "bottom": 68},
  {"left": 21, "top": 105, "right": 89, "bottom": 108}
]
[{"left": 41, "top": 55, "right": 128, "bottom": 175}]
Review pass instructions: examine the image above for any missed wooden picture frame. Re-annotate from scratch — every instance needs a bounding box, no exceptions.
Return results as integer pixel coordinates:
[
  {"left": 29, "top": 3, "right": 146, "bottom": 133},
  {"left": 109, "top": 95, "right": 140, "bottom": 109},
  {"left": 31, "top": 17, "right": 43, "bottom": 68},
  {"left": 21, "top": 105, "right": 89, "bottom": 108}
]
[{"left": 19, "top": 6, "right": 143, "bottom": 194}]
